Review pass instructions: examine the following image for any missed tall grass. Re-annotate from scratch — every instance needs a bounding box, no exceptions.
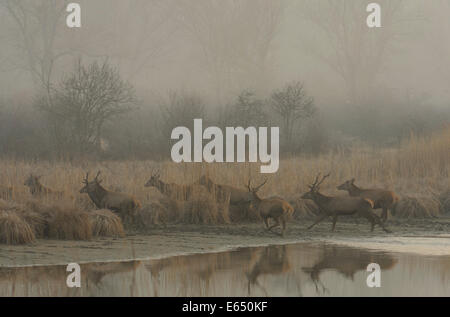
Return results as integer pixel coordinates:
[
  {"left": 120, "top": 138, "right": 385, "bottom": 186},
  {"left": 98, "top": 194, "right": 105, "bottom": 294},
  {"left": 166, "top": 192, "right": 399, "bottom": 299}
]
[{"left": 0, "top": 126, "right": 449, "bottom": 225}]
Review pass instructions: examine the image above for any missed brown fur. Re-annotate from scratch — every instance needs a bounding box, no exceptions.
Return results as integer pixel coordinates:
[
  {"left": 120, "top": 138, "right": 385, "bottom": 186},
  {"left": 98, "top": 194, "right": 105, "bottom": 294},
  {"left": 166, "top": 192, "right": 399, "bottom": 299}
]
[
  {"left": 302, "top": 174, "right": 391, "bottom": 233},
  {"left": 197, "top": 175, "right": 253, "bottom": 205},
  {"left": 80, "top": 172, "right": 141, "bottom": 219},
  {"left": 337, "top": 178, "right": 399, "bottom": 222},
  {"left": 247, "top": 179, "right": 294, "bottom": 236},
  {"left": 24, "top": 174, "right": 66, "bottom": 200},
  {"left": 145, "top": 173, "right": 210, "bottom": 201}
]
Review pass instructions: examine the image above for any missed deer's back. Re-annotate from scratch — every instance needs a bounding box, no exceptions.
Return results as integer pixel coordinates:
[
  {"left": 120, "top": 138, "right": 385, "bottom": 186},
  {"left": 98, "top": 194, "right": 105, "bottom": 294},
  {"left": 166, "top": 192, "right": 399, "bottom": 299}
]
[
  {"left": 359, "top": 189, "right": 398, "bottom": 206},
  {"left": 326, "top": 196, "right": 373, "bottom": 213},
  {"left": 102, "top": 191, "right": 139, "bottom": 208},
  {"left": 260, "top": 198, "right": 293, "bottom": 218}
]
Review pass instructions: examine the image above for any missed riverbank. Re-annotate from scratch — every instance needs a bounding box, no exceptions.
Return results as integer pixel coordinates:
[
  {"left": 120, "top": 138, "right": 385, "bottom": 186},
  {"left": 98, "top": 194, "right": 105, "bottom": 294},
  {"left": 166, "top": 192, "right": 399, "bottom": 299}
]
[{"left": 2, "top": 217, "right": 450, "bottom": 267}]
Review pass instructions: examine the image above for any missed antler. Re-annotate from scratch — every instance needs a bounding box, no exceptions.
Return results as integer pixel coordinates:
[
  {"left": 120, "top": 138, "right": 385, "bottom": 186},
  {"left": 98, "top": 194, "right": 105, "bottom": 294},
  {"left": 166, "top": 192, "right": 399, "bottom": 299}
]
[
  {"left": 309, "top": 173, "right": 331, "bottom": 191},
  {"left": 317, "top": 173, "right": 330, "bottom": 188},
  {"left": 94, "top": 171, "right": 103, "bottom": 183},
  {"left": 247, "top": 178, "right": 268, "bottom": 192},
  {"left": 83, "top": 172, "right": 89, "bottom": 184}
]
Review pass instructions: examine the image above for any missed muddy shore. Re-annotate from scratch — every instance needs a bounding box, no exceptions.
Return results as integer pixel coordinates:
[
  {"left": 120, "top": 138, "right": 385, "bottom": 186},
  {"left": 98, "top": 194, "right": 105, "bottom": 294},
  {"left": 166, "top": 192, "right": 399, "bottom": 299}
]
[{"left": 1, "top": 217, "right": 450, "bottom": 267}]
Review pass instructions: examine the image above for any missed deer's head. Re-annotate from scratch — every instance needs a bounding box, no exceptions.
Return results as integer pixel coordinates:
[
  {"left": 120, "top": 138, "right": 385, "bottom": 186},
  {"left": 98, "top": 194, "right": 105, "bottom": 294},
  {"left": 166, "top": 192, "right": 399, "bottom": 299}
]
[
  {"left": 246, "top": 178, "right": 267, "bottom": 203},
  {"left": 24, "top": 174, "right": 42, "bottom": 187},
  {"left": 144, "top": 171, "right": 160, "bottom": 188},
  {"left": 301, "top": 173, "right": 330, "bottom": 200},
  {"left": 80, "top": 171, "right": 103, "bottom": 193},
  {"left": 336, "top": 178, "right": 355, "bottom": 191}
]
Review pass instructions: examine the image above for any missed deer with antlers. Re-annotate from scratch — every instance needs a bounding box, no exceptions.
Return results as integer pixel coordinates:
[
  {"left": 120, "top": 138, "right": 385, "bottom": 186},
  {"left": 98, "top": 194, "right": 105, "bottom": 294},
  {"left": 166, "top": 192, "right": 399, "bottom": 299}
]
[
  {"left": 301, "top": 173, "right": 391, "bottom": 233},
  {"left": 24, "top": 174, "right": 65, "bottom": 200},
  {"left": 247, "top": 178, "right": 294, "bottom": 237},
  {"left": 337, "top": 178, "right": 399, "bottom": 223},
  {"left": 80, "top": 171, "right": 141, "bottom": 218}
]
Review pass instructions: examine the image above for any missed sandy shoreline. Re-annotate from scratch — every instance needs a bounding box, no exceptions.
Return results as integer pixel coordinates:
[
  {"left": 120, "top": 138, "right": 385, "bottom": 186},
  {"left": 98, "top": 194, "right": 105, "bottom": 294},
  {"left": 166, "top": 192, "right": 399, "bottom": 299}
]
[{"left": 1, "top": 218, "right": 450, "bottom": 267}]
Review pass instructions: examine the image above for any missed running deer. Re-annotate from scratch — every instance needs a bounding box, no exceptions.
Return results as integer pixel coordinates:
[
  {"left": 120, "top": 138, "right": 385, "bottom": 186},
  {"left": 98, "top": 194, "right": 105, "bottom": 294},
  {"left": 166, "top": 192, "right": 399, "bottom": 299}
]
[
  {"left": 301, "top": 173, "right": 391, "bottom": 233},
  {"left": 24, "top": 174, "right": 65, "bottom": 200},
  {"left": 145, "top": 171, "right": 209, "bottom": 201},
  {"left": 80, "top": 172, "right": 141, "bottom": 217},
  {"left": 247, "top": 179, "right": 294, "bottom": 237},
  {"left": 196, "top": 175, "right": 252, "bottom": 205},
  {"left": 337, "top": 178, "right": 399, "bottom": 223}
]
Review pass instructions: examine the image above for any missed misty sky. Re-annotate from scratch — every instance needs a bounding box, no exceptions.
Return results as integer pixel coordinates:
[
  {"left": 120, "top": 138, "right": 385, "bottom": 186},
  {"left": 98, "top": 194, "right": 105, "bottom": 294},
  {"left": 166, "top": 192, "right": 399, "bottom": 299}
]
[{"left": 1, "top": 0, "right": 450, "bottom": 109}]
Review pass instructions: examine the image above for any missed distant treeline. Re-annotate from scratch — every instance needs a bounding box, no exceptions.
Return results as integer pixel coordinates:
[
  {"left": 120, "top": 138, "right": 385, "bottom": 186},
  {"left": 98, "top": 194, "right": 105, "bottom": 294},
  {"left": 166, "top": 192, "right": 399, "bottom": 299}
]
[{"left": 0, "top": 61, "right": 449, "bottom": 161}]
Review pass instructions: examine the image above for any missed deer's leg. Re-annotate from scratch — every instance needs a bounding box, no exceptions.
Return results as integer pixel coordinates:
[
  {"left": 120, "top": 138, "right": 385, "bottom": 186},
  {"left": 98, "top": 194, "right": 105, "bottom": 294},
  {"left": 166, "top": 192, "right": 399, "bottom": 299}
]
[
  {"left": 362, "top": 210, "right": 391, "bottom": 233},
  {"left": 268, "top": 218, "right": 280, "bottom": 231},
  {"left": 308, "top": 213, "right": 329, "bottom": 230},
  {"left": 281, "top": 217, "right": 286, "bottom": 237},
  {"left": 331, "top": 215, "right": 338, "bottom": 232},
  {"left": 369, "top": 211, "right": 392, "bottom": 233},
  {"left": 263, "top": 217, "right": 270, "bottom": 229},
  {"left": 381, "top": 207, "right": 388, "bottom": 223}
]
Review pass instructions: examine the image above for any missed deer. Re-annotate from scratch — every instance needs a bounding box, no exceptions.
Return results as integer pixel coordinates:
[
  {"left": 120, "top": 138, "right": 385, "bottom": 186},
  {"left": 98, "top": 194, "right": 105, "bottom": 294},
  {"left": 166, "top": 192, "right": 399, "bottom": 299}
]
[
  {"left": 246, "top": 245, "right": 291, "bottom": 296},
  {"left": 337, "top": 178, "right": 399, "bottom": 223},
  {"left": 24, "top": 174, "right": 65, "bottom": 200},
  {"left": 80, "top": 171, "right": 141, "bottom": 218},
  {"left": 301, "top": 173, "right": 391, "bottom": 233},
  {"left": 247, "top": 178, "right": 294, "bottom": 237},
  {"left": 145, "top": 171, "right": 210, "bottom": 201},
  {"left": 196, "top": 175, "right": 252, "bottom": 205}
]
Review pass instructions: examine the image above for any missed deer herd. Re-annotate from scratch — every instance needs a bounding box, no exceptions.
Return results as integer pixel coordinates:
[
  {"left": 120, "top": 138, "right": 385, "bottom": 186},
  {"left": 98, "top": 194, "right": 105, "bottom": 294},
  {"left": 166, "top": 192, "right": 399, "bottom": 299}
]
[{"left": 13, "top": 170, "right": 399, "bottom": 236}]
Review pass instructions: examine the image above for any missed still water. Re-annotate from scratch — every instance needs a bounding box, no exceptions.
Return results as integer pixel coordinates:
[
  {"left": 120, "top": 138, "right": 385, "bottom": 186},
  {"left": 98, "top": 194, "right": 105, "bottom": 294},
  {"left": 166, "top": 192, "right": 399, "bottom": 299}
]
[{"left": 1, "top": 242, "right": 449, "bottom": 296}]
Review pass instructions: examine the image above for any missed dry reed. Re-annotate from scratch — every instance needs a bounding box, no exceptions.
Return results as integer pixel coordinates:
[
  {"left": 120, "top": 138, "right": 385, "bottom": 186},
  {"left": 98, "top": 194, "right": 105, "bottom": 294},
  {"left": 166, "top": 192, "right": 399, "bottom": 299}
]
[
  {"left": 0, "top": 210, "right": 36, "bottom": 245},
  {"left": 89, "top": 209, "right": 125, "bottom": 238}
]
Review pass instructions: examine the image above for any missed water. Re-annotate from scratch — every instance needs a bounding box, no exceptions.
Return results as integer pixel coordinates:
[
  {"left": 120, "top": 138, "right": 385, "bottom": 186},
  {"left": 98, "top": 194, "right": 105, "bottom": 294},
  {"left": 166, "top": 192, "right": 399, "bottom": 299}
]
[{"left": 1, "top": 242, "right": 449, "bottom": 296}]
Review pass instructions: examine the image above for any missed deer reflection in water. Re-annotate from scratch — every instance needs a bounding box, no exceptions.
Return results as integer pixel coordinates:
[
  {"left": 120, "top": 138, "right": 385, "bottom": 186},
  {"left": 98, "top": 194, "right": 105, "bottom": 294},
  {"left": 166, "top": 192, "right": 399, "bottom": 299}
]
[
  {"left": 0, "top": 260, "right": 142, "bottom": 296},
  {"left": 246, "top": 245, "right": 292, "bottom": 296},
  {"left": 302, "top": 244, "right": 398, "bottom": 295}
]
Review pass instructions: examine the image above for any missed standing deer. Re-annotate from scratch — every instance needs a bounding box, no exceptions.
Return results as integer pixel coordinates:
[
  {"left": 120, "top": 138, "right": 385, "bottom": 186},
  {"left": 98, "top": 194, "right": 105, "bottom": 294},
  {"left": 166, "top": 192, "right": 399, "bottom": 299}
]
[
  {"left": 247, "top": 179, "right": 294, "bottom": 237},
  {"left": 80, "top": 172, "right": 141, "bottom": 218},
  {"left": 301, "top": 173, "right": 391, "bottom": 233},
  {"left": 337, "top": 178, "right": 399, "bottom": 223},
  {"left": 24, "top": 174, "right": 65, "bottom": 200},
  {"left": 196, "top": 175, "right": 252, "bottom": 205}
]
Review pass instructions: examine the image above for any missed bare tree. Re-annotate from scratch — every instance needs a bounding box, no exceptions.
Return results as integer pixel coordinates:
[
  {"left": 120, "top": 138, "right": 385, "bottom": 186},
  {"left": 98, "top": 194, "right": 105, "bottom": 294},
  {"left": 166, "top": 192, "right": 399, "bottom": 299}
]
[
  {"left": 160, "top": 91, "right": 206, "bottom": 143},
  {"left": 79, "top": 0, "right": 178, "bottom": 81},
  {"left": 271, "top": 82, "right": 315, "bottom": 149},
  {"left": 1, "top": 0, "right": 69, "bottom": 94},
  {"left": 224, "top": 90, "right": 268, "bottom": 127},
  {"left": 39, "top": 59, "right": 136, "bottom": 155},
  {"left": 300, "top": 0, "right": 407, "bottom": 105},
  {"left": 174, "top": 0, "right": 284, "bottom": 104}
]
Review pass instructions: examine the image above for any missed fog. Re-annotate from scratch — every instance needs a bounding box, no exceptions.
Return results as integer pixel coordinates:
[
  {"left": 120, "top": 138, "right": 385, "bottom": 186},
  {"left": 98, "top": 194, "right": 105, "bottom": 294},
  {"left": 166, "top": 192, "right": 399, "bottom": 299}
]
[{"left": 0, "top": 0, "right": 449, "bottom": 159}]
